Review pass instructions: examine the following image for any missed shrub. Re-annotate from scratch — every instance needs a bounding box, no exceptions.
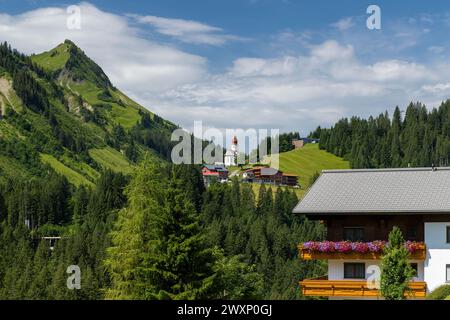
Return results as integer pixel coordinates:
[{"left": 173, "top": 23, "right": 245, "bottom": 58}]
[{"left": 426, "top": 285, "right": 450, "bottom": 300}]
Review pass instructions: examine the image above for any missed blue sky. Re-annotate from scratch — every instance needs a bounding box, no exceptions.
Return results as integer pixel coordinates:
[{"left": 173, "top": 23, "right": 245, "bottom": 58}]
[{"left": 2, "top": 1, "right": 450, "bottom": 135}]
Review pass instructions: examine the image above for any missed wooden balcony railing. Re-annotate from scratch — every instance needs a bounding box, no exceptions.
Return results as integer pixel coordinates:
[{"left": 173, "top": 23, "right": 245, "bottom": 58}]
[
  {"left": 298, "top": 243, "right": 426, "bottom": 261},
  {"left": 300, "top": 277, "right": 427, "bottom": 298}
]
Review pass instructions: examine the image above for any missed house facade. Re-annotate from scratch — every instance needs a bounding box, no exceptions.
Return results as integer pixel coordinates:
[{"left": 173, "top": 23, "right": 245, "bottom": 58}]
[
  {"left": 202, "top": 165, "right": 229, "bottom": 186},
  {"left": 293, "top": 167, "right": 450, "bottom": 299},
  {"left": 292, "top": 138, "right": 319, "bottom": 149},
  {"left": 243, "top": 167, "right": 299, "bottom": 187}
]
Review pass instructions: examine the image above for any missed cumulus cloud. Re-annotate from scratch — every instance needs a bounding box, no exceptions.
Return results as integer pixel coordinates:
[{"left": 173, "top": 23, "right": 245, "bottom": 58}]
[
  {"left": 421, "top": 82, "right": 450, "bottom": 93},
  {"left": 150, "top": 40, "right": 450, "bottom": 133},
  {"left": 0, "top": 2, "right": 449, "bottom": 135},
  {"left": 131, "top": 14, "right": 246, "bottom": 46},
  {"left": 0, "top": 2, "right": 206, "bottom": 92}
]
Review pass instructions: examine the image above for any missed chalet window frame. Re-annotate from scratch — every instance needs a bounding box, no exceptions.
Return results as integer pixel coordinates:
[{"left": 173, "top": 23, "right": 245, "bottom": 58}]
[
  {"left": 344, "top": 263, "right": 366, "bottom": 280},
  {"left": 406, "top": 225, "right": 419, "bottom": 241},
  {"left": 446, "top": 226, "right": 450, "bottom": 244},
  {"left": 343, "top": 227, "right": 365, "bottom": 242},
  {"left": 446, "top": 265, "right": 450, "bottom": 283},
  {"left": 410, "top": 263, "right": 418, "bottom": 278}
]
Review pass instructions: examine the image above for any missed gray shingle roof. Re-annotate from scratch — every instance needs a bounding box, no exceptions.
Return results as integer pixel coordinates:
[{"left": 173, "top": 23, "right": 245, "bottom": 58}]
[
  {"left": 260, "top": 167, "right": 280, "bottom": 176},
  {"left": 293, "top": 167, "right": 450, "bottom": 215}
]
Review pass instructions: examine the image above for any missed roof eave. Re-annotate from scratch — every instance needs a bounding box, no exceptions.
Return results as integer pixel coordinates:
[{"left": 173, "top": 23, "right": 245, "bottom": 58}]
[{"left": 293, "top": 209, "right": 450, "bottom": 215}]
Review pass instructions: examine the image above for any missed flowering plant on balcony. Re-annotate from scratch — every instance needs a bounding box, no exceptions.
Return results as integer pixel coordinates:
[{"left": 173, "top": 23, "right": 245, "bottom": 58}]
[
  {"left": 404, "top": 241, "right": 424, "bottom": 253},
  {"left": 368, "top": 240, "right": 386, "bottom": 253},
  {"left": 351, "top": 242, "right": 369, "bottom": 253},
  {"left": 301, "top": 240, "right": 424, "bottom": 254},
  {"left": 334, "top": 241, "right": 352, "bottom": 253},
  {"left": 318, "top": 241, "right": 335, "bottom": 252}
]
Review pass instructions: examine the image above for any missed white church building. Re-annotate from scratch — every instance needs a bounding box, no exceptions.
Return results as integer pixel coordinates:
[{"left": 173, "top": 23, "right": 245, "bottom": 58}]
[{"left": 224, "top": 136, "right": 239, "bottom": 167}]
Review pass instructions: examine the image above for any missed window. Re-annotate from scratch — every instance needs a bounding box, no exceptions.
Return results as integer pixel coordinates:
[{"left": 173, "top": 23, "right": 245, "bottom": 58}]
[
  {"left": 447, "top": 226, "right": 450, "bottom": 244},
  {"left": 344, "top": 263, "right": 365, "bottom": 279},
  {"left": 447, "top": 265, "right": 450, "bottom": 283},
  {"left": 344, "top": 227, "right": 364, "bottom": 241},
  {"left": 407, "top": 225, "right": 418, "bottom": 241},
  {"left": 410, "top": 263, "right": 418, "bottom": 277}
]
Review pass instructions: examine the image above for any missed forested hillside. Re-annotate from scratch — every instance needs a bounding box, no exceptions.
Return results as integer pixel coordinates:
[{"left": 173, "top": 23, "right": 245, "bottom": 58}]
[
  {"left": 312, "top": 103, "right": 450, "bottom": 169},
  {"left": 0, "top": 162, "right": 325, "bottom": 299},
  {"left": 0, "top": 40, "right": 176, "bottom": 187},
  {"left": 0, "top": 41, "right": 325, "bottom": 300}
]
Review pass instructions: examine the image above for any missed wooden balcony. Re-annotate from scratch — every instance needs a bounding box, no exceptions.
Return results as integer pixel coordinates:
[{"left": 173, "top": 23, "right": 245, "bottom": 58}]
[
  {"left": 300, "top": 277, "right": 427, "bottom": 298},
  {"left": 298, "top": 244, "right": 426, "bottom": 261}
]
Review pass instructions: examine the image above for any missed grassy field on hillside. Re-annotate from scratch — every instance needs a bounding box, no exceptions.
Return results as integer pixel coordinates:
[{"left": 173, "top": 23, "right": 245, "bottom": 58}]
[
  {"left": 70, "top": 82, "right": 142, "bottom": 129},
  {"left": 274, "top": 144, "right": 349, "bottom": 188},
  {"left": 31, "top": 43, "right": 70, "bottom": 72},
  {"left": 89, "top": 147, "right": 133, "bottom": 174},
  {"left": 255, "top": 143, "right": 350, "bottom": 198},
  {"left": 40, "top": 154, "right": 93, "bottom": 187}
]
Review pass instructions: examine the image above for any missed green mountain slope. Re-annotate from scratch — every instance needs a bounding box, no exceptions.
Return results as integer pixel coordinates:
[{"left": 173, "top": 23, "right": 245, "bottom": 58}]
[
  {"left": 277, "top": 144, "right": 350, "bottom": 187},
  {"left": 259, "top": 144, "right": 349, "bottom": 198},
  {"left": 0, "top": 40, "right": 177, "bottom": 186}
]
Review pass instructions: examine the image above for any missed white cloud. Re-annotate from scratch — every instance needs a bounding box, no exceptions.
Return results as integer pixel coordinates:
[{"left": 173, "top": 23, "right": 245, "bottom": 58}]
[
  {"left": 1, "top": 3, "right": 450, "bottom": 135},
  {"left": 421, "top": 82, "right": 450, "bottom": 93},
  {"left": 131, "top": 14, "right": 246, "bottom": 46},
  {"left": 0, "top": 2, "right": 206, "bottom": 92},
  {"left": 148, "top": 40, "right": 450, "bottom": 133},
  {"left": 331, "top": 17, "right": 354, "bottom": 31}
]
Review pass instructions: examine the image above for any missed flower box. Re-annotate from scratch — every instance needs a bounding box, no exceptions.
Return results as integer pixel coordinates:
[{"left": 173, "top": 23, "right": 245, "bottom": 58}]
[{"left": 299, "top": 241, "right": 426, "bottom": 260}]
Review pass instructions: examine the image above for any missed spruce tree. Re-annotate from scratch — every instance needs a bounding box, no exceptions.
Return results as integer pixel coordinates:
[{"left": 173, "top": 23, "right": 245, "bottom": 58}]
[
  {"left": 106, "top": 159, "right": 217, "bottom": 299},
  {"left": 380, "top": 226, "right": 415, "bottom": 300}
]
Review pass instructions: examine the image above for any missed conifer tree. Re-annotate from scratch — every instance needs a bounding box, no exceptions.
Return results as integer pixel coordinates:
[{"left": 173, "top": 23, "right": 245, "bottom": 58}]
[
  {"left": 106, "top": 159, "right": 217, "bottom": 299},
  {"left": 380, "top": 226, "right": 415, "bottom": 300}
]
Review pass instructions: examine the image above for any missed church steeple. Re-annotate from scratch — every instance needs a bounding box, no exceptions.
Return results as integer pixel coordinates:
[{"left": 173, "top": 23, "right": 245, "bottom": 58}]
[
  {"left": 224, "top": 136, "right": 238, "bottom": 167},
  {"left": 231, "top": 136, "right": 238, "bottom": 152}
]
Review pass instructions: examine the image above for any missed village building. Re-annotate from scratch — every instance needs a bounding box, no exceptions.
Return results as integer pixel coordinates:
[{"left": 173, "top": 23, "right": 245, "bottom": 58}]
[
  {"left": 293, "top": 167, "right": 450, "bottom": 299},
  {"left": 243, "top": 167, "right": 299, "bottom": 187},
  {"left": 292, "top": 138, "right": 319, "bottom": 149},
  {"left": 201, "top": 164, "right": 229, "bottom": 186}
]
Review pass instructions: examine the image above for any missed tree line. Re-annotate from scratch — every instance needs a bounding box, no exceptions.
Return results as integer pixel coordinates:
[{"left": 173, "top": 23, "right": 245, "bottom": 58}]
[
  {"left": 311, "top": 102, "right": 450, "bottom": 168},
  {"left": 0, "top": 160, "right": 324, "bottom": 300}
]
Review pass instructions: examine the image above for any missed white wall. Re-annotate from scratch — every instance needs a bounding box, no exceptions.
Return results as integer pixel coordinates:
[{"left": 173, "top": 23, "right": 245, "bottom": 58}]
[
  {"left": 328, "top": 260, "right": 424, "bottom": 281},
  {"left": 425, "top": 222, "right": 450, "bottom": 292}
]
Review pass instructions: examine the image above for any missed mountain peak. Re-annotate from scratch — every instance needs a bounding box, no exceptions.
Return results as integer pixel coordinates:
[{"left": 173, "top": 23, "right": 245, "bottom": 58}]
[
  {"left": 63, "top": 39, "right": 76, "bottom": 47},
  {"left": 33, "top": 39, "right": 112, "bottom": 89}
]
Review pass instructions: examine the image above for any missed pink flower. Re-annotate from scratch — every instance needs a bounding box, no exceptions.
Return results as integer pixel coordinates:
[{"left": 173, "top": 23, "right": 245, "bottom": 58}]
[
  {"left": 405, "top": 241, "right": 423, "bottom": 253},
  {"left": 302, "top": 241, "right": 319, "bottom": 252},
  {"left": 353, "top": 242, "right": 369, "bottom": 253},
  {"left": 334, "top": 241, "right": 352, "bottom": 253},
  {"left": 300, "top": 240, "right": 422, "bottom": 255},
  {"left": 368, "top": 240, "right": 386, "bottom": 253},
  {"left": 318, "top": 241, "right": 335, "bottom": 253}
]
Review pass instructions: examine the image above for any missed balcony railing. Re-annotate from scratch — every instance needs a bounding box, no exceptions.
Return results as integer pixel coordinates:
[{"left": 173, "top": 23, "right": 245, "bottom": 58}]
[
  {"left": 300, "top": 277, "right": 427, "bottom": 298},
  {"left": 298, "top": 241, "right": 426, "bottom": 260}
]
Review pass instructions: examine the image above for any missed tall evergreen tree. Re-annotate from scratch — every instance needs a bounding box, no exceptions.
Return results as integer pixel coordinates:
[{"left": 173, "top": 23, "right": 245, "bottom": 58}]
[
  {"left": 380, "top": 227, "right": 415, "bottom": 300},
  {"left": 106, "top": 160, "right": 217, "bottom": 299}
]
